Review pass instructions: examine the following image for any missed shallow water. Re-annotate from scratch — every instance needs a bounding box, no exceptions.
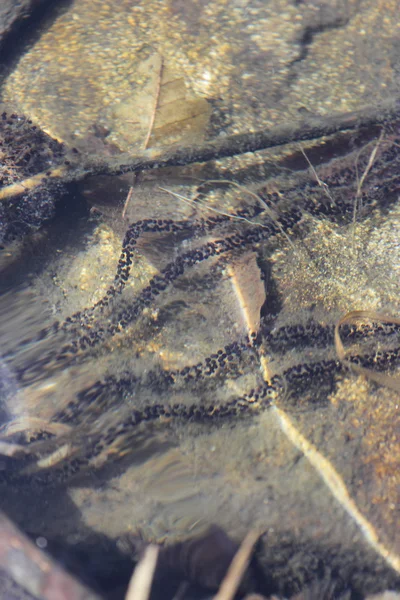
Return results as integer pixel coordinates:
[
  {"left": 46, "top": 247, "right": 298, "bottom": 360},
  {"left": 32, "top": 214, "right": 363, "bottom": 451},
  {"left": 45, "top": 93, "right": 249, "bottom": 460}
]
[{"left": 0, "top": 1, "right": 399, "bottom": 598}]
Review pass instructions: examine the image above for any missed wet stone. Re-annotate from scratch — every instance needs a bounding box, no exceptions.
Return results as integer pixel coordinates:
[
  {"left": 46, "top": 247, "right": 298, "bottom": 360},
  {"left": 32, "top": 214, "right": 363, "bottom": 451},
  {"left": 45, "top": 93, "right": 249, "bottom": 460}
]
[{"left": 0, "top": 1, "right": 400, "bottom": 598}]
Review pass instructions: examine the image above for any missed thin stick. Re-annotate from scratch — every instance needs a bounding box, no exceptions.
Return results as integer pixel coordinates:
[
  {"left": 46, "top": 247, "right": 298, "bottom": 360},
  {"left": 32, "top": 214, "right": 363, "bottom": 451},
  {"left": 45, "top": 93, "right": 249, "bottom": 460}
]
[
  {"left": 214, "top": 530, "right": 260, "bottom": 600},
  {"left": 0, "top": 165, "right": 68, "bottom": 201},
  {"left": 122, "top": 185, "right": 134, "bottom": 220},
  {"left": 143, "top": 56, "right": 164, "bottom": 150},
  {"left": 125, "top": 545, "right": 159, "bottom": 600},
  {"left": 0, "top": 511, "right": 101, "bottom": 600}
]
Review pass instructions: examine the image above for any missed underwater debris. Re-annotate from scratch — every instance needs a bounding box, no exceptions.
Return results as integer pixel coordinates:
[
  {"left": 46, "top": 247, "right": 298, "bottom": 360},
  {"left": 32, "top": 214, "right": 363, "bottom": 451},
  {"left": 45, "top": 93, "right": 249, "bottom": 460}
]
[
  {"left": 0, "top": 111, "right": 69, "bottom": 244},
  {"left": 0, "top": 98, "right": 400, "bottom": 599},
  {"left": 2, "top": 97, "right": 400, "bottom": 243}
]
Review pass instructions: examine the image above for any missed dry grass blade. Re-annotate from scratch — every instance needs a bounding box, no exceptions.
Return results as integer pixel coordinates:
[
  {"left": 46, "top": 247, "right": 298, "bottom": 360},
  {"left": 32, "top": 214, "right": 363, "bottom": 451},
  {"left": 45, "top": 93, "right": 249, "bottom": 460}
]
[
  {"left": 195, "top": 179, "right": 296, "bottom": 249},
  {"left": 159, "top": 179, "right": 295, "bottom": 252},
  {"left": 298, "top": 144, "right": 336, "bottom": 206},
  {"left": 335, "top": 310, "right": 400, "bottom": 391},
  {"left": 158, "top": 186, "right": 268, "bottom": 228},
  {"left": 194, "top": 179, "right": 278, "bottom": 221},
  {"left": 353, "top": 132, "right": 384, "bottom": 230},
  {"left": 125, "top": 545, "right": 159, "bottom": 600},
  {"left": 355, "top": 132, "right": 384, "bottom": 204},
  {"left": 213, "top": 530, "right": 260, "bottom": 600}
]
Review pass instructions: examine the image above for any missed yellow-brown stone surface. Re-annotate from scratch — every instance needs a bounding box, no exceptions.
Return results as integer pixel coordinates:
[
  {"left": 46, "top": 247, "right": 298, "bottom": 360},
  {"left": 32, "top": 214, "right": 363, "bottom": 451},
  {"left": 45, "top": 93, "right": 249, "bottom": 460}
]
[
  {"left": 1, "top": 0, "right": 400, "bottom": 594},
  {"left": 3, "top": 0, "right": 400, "bottom": 147}
]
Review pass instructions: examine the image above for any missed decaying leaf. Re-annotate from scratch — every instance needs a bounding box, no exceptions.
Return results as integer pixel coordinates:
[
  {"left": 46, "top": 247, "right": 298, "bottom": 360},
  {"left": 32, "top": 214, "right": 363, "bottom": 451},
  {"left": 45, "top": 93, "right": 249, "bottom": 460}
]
[
  {"left": 227, "top": 252, "right": 265, "bottom": 337},
  {"left": 108, "top": 53, "right": 211, "bottom": 152}
]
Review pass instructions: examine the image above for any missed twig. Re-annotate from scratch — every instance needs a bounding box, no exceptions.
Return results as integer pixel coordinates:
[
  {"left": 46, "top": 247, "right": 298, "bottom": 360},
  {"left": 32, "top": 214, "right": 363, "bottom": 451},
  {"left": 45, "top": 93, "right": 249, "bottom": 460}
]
[
  {"left": 122, "top": 185, "right": 134, "bottom": 220},
  {"left": 0, "top": 165, "right": 68, "bottom": 201},
  {"left": 0, "top": 511, "right": 100, "bottom": 600},
  {"left": 125, "top": 545, "right": 159, "bottom": 600},
  {"left": 214, "top": 530, "right": 260, "bottom": 600}
]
